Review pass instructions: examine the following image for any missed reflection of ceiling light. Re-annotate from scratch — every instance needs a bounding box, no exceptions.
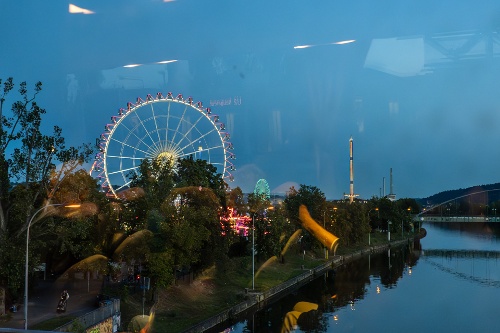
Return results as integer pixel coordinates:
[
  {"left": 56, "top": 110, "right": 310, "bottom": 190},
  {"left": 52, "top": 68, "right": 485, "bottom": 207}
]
[
  {"left": 123, "top": 64, "right": 141, "bottom": 68},
  {"left": 294, "top": 40, "right": 355, "bottom": 49},
  {"left": 333, "top": 39, "right": 356, "bottom": 45},
  {"left": 157, "top": 60, "right": 178, "bottom": 64},
  {"left": 69, "top": 4, "right": 95, "bottom": 14}
]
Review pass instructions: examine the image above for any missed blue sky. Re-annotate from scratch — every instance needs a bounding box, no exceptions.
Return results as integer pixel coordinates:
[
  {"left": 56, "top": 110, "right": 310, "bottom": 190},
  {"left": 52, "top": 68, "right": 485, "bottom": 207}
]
[{"left": 2, "top": 1, "right": 500, "bottom": 200}]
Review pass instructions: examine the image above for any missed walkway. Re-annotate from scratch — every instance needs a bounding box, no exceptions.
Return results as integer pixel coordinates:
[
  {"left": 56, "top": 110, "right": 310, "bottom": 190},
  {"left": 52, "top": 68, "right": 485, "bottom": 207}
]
[{"left": 0, "top": 275, "right": 103, "bottom": 331}]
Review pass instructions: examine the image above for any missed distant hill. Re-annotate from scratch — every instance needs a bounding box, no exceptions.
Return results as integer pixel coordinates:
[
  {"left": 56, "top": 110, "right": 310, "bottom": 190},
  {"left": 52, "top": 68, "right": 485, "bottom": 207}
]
[{"left": 415, "top": 183, "right": 500, "bottom": 207}]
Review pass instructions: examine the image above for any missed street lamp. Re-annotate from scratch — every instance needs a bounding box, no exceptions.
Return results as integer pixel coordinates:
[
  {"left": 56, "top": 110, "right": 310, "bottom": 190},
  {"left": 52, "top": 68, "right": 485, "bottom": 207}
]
[
  {"left": 367, "top": 209, "right": 374, "bottom": 246},
  {"left": 252, "top": 214, "right": 255, "bottom": 291},
  {"left": 24, "top": 203, "right": 80, "bottom": 330},
  {"left": 322, "top": 210, "right": 330, "bottom": 259},
  {"left": 387, "top": 221, "right": 392, "bottom": 242}
]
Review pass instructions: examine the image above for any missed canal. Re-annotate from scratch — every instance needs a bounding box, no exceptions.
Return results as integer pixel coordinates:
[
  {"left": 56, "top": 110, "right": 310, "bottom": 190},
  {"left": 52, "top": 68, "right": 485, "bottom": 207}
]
[{"left": 219, "top": 223, "right": 500, "bottom": 332}]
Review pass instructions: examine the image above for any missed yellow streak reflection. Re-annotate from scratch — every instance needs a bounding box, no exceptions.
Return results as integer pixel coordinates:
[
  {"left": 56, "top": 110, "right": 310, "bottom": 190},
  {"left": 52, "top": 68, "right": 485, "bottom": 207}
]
[
  {"left": 280, "top": 229, "right": 303, "bottom": 255},
  {"left": 62, "top": 254, "right": 109, "bottom": 277},
  {"left": 113, "top": 229, "right": 153, "bottom": 261},
  {"left": 281, "top": 302, "right": 318, "bottom": 333},
  {"left": 254, "top": 255, "right": 278, "bottom": 281},
  {"left": 298, "top": 205, "right": 340, "bottom": 253}
]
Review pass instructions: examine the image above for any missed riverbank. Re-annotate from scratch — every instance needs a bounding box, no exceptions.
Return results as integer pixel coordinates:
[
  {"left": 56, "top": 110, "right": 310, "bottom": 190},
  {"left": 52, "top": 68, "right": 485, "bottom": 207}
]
[{"left": 178, "top": 229, "right": 426, "bottom": 333}]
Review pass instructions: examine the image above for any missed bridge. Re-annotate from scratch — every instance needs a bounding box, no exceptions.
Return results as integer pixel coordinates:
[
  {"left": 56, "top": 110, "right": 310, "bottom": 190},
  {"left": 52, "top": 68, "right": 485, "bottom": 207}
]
[
  {"left": 414, "top": 188, "right": 500, "bottom": 223},
  {"left": 414, "top": 215, "right": 500, "bottom": 223}
]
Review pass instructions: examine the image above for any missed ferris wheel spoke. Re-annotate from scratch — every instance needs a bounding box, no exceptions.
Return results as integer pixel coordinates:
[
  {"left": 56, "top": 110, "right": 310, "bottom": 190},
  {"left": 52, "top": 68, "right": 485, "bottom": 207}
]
[
  {"left": 198, "top": 143, "right": 224, "bottom": 153},
  {"left": 177, "top": 150, "right": 198, "bottom": 159},
  {"left": 177, "top": 127, "right": 218, "bottom": 152},
  {"left": 135, "top": 110, "right": 158, "bottom": 148},
  {"left": 165, "top": 101, "right": 172, "bottom": 143},
  {"left": 178, "top": 113, "right": 206, "bottom": 144},
  {"left": 114, "top": 179, "right": 133, "bottom": 193},
  {"left": 109, "top": 137, "right": 150, "bottom": 156},
  {"left": 171, "top": 104, "right": 189, "bottom": 143},
  {"left": 149, "top": 103, "right": 162, "bottom": 145},
  {"left": 106, "top": 155, "right": 146, "bottom": 161},
  {"left": 113, "top": 122, "right": 154, "bottom": 153},
  {"left": 108, "top": 165, "right": 140, "bottom": 176}
]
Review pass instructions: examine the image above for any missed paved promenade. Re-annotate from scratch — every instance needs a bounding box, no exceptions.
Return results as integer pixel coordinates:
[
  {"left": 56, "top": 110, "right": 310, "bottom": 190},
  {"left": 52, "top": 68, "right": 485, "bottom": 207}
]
[{"left": 0, "top": 276, "right": 103, "bottom": 332}]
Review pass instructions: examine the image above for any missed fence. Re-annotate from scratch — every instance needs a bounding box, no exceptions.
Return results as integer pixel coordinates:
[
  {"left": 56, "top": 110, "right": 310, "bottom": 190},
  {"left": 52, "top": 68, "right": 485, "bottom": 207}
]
[{"left": 54, "top": 299, "right": 120, "bottom": 332}]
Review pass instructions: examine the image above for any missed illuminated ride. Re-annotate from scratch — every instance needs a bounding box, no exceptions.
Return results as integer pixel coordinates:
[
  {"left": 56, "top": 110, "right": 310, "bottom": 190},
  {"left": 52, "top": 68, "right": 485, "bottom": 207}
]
[
  {"left": 254, "top": 178, "right": 271, "bottom": 200},
  {"left": 91, "top": 92, "right": 235, "bottom": 198}
]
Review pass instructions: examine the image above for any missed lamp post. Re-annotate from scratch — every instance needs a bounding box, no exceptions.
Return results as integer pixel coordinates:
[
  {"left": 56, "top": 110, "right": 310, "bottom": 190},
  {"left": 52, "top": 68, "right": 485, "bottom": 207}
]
[
  {"left": 252, "top": 214, "right": 255, "bottom": 291},
  {"left": 323, "top": 210, "right": 327, "bottom": 259},
  {"left": 367, "top": 209, "right": 373, "bottom": 246},
  {"left": 24, "top": 203, "right": 80, "bottom": 330},
  {"left": 387, "top": 221, "right": 392, "bottom": 242}
]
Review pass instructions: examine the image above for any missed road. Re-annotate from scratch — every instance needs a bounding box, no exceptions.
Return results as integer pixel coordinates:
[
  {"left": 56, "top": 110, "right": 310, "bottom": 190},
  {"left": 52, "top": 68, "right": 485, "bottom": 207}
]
[{"left": 0, "top": 275, "right": 103, "bottom": 331}]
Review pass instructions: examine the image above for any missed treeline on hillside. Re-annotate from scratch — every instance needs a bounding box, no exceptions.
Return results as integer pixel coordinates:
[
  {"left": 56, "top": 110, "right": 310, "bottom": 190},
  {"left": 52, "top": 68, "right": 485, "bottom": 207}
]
[{"left": 415, "top": 183, "right": 500, "bottom": 214}]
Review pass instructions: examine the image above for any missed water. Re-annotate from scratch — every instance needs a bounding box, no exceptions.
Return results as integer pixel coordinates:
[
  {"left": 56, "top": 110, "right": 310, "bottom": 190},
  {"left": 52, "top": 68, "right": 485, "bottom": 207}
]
[{"left": 220, "top": 223, "right": 500, "bottom": 333}]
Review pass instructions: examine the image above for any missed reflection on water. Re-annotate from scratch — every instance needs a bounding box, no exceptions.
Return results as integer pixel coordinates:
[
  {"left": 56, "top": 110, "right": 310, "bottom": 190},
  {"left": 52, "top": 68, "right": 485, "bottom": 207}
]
[{"left": 222, "top": 223, "right": 500, "bottom": 333}]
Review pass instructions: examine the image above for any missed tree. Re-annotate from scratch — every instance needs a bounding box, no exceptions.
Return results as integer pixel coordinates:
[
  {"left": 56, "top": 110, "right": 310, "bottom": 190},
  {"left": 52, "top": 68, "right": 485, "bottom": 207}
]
[
  {"left": 284, "top": 184, "right": 326, "bottom": 250},
  {"left": 284, "top": 184, "right": 326, "bottom": 224},
  {"left": 227, "top": 186, "right": 246, "bottom": 215},
  {"left": 42, "top": 170, "right": 106, "bottom": 273},
  {"left": 0, "top": 78, "right": 94, "bottom": 296},
  {"left": 122, "top": 156, "right": 231, "bottom": 286},
  {"left": 174, "top": 156, "right": 227, "bottom": 208},
  {"left": 247, "top": 192, "right": 286, "bottom": 261},
  {"left": 0, "top": 79, "right": 93, "bottom": 235},
  {"left": 263, "top": 204, "right": 292, "bottom": 260},
  {"left": 158, "top": 186, "right": 222, "bottom": 274}
]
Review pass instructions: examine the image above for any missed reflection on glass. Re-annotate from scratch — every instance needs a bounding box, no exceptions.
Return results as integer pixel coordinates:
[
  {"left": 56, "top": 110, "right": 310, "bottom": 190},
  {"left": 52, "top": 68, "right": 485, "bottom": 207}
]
[{"left": 281, "top": 301, "right": 318, "bottom": 333}]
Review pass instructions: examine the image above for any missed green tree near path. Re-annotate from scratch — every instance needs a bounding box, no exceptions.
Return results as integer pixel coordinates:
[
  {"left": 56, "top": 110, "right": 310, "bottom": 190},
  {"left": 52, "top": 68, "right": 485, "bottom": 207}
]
[{"left": 0, "top": 78, "right": 94, "bottom": 296}]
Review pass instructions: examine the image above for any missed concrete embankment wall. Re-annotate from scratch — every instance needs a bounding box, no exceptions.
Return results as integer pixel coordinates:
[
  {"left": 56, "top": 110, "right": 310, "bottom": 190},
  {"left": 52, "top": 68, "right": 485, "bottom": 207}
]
[{"left": 182, "top": 235, "right": 420, "bottom": 333}]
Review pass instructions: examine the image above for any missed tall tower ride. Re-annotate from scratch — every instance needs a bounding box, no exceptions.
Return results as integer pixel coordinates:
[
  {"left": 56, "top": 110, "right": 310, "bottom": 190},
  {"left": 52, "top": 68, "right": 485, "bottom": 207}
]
[{"left": 344, "top": 136, "right": 359, "bottom": 203}]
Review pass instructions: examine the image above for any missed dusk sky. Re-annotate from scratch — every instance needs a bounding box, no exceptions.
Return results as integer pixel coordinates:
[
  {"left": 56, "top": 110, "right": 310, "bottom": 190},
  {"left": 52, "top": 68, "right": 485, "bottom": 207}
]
[{"left": 2, "top": 1, "right": 500, "bottom": 200}]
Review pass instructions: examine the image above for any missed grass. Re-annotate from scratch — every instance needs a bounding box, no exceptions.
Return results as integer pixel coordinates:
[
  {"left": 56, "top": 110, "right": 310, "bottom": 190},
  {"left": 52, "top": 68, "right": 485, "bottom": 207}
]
[{"left": 150, "top": 246, "right": 332, "bottom": 333}]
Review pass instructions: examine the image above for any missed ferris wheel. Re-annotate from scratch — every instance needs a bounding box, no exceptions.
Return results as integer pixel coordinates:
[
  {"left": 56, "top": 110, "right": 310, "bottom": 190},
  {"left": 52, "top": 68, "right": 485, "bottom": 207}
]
[
  {"left": 254, "top": 179, "right": 270, "bottom": 200},
  {"left": 90, "top": 92, "right": 235, "bottom": 198}
]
